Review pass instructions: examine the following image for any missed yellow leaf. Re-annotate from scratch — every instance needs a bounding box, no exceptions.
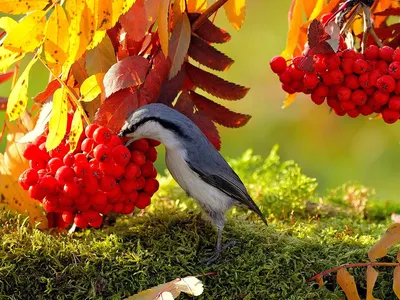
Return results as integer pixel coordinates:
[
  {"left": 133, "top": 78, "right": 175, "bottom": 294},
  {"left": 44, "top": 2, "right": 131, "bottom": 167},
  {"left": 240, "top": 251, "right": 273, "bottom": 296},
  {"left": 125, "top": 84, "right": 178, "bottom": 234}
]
[
  {"left": 337, "top": 269, "right": 361, "bottom": 300},
  {"left": 65, "top": 0, "right": 94, "bottom": 65},
  {"left": 0, "top": 153, "right": 48, "bottom": 229},
  {"left": 94, "top": 0, "right": 113, "bottom": 30},
  {"left": 80, "top": 73, "right": 105, "bottom": 102},
  {"left": 45, "top": 4, "right": 70, "bottom": 67},
  {"left": 224, "top": 0, "right": 246, "bottom": 31},
  {"left": 122, "top": 0, "right": 137, "bottom": 14},
  {"left": 172, "top": 0, "right": 185, "bottom": 25},
  {"left": 68, "top": 109, "right": 83, "bottom": 152},
  {"left": 87, "top": 30, "right": 107, "bottom": 50},
  {"left": 0, "top": 0, "right": 49, "bottom": 15},
  {"left": 0, "top": 46, "right": 25, "bottom": 73},
  {"left": 0, "top": 16, "right": 18, "bottom": 32},
  {"left": 309, "top": 0, "right": 325, "bottom": 20},
  {"left": 394, "top": 266, "right": 400, "bottom": 298},
  {"left": 366, "top": 266, "right": 379, "bottom": 300},
  {"left": 112, "top": 0, "right": 124, "bottom": 25},
  {"left": 282, "top": 93, "right": 296, "bottom": 108},
  {"left": 46, "top": 87, "right": 68, "bottom": 151},
  {"left": 6, "top": 56, "right": 38, "bottom": 121},
  {"left": 281, "top": 0, "right": 303, "bottom": 60},
  {"left": 369, "top": 223, "right": 400, "bottom": 261},
  {"left": 86, "top": 34, "right": 116, "bottom": 75},
  {"left": 315, "top": 0, "right": 341, "bottom": 20},
  {"left": 352, "top": 16, "right": 363, "bottom": 36},
  {"left": 187, "top": 0, "right": 207, "bottom": 12},
  {"left": 3, "top": 11, "right": 47, "bottom": 54},
  {"left": 158, "top": 0, "right": 170, "bottom": 57}
]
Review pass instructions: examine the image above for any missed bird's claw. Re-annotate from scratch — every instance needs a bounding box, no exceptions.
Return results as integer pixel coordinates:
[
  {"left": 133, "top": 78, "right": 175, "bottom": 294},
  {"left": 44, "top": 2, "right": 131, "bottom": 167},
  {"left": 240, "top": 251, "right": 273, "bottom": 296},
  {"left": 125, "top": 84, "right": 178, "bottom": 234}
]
[{"left": 200, "top": 240, "right": 238, "bottom": 265}]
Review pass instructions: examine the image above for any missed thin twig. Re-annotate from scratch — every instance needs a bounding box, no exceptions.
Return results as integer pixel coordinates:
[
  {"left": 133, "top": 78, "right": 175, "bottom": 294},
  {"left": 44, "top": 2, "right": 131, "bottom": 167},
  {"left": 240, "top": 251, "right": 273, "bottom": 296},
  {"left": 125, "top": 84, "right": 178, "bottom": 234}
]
[
  {"left": 37, "top": 56, "right": 91, "bottom": 125},
  {"left": 361, "top": 5, "right": 383, "bottom": 52},
  {"left": 191, "top": 0, "right": 228, "bottom": 31},
  {"left": 340, "top": 5, "right": 362, "bottom": 35},
  {"left": 307, "top": 261, "right": 400, "bottom": 283}
]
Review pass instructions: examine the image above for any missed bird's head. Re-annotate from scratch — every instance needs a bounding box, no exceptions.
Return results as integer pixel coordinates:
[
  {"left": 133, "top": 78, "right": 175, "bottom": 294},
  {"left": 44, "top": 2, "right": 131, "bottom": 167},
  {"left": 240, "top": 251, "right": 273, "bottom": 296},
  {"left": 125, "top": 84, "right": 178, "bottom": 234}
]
[{"left": 118, "top": 103, "right": 194, "bottom": 149}]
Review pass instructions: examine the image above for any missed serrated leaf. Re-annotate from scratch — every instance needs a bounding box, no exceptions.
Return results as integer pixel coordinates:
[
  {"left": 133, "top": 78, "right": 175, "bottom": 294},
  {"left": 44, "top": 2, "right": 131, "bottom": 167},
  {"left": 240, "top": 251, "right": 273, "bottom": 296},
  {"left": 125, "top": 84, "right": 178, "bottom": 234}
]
[
  {"left": 0, "top": 16, "right": 18, "bottom": 32},
  {"left": 189, "top": 13, "right": 231, "bottom": 44},
  {"left": 394, "top": 266, "right": 400, "bottom": 298},
  {"left": 168, "top": 12, "right": 191, "bottom": 79},
  {"left": 308, "top": 19, "right": 325, "bottom": 48},
  {"left": 33, "top": 79, "right": 61, "bottom": 104},
  {"left": 112, "top": 0, "right": 124, "bottom": 25},
  {"left": 7, "top": 56, "right": 37, "bottom": 121},
  {"left": 80, "top": 73, "right": 105, "bottom": 102},
  {"left": 188, "top": 35, "right": 234, "bottom": 71},
  {"left": 68, "top": 109, "right": 83, "bottom": 152},
  {"left": 281, "top": 0, "right": 303, "bottom": 60},
  {"left": 3, "top": 11, "right": 47, "bottom": 54},
  {"left": 158, "top": 0, "right": 170, "bottom": 57},
  {"left": 185, "top": 63, "right": 249, "bottom": 100},
  {"left": 19, "top": 101, "right": 52, "bottom": 144},
  {"left": 224, "top": 0, "right": 246, "bottom": 31},
  {"left": 375, "top": 8, "right": 400, "bottom": 16},
  {"left": 122, "top": 0, "right": 137, "bottom": 14},
  {"left": 0, "top": 70, "right": 14, "bottom": 84},
  {"left": 120, "top": 0, "right": 148, "bottom": 41},
  {"left": 369, "top": 224, "right": 400, "bottom": 261},
  {"left": 143, "top": 51, "right": 171, "bottom": 102},
  {"left": 95, "top": 88, "right": 139, "bottom": 133},
  {"left": 158, "top": 65, "right": 185, "bottom": 105},
  {"left": 103, "top": 55, "right": 150, "bottom": 98},
  {"left": 187, "top": 0, "right": 207, "bottom": 12},
  {"left": 45, "top": 4, "right": 69, "bottom": 68},
  {"left": 0, "top": 0, "right": 50, "bottom": 15},
  {"left": 93, "top": 0, "right": 113, "bottom": 31},
  {"left": 86, "top": 35, "right": 116, "bottom": 75},
  {"left": 337, "top": 269, "right": 360, "bottom": 300},
  {"left": 366, "top": 266, "right": 379, "bottom": 300},
  {"left": 0, "top": 46, "right": 25, "bottom": 73},
  {"left": 46, "top": 87, "right": 68, "bottom": 151},
  {"left": 145, "top": 0, "right": 161, "bottom": 27},
  {"left": 189, "top": 91, "right": 250, "bottom": 128},
  {"left": 172, "top": 0, "right": 184, "bottom": 25},
  {"left": 282, "top": 93, "right": 296, "bottom": 108}
]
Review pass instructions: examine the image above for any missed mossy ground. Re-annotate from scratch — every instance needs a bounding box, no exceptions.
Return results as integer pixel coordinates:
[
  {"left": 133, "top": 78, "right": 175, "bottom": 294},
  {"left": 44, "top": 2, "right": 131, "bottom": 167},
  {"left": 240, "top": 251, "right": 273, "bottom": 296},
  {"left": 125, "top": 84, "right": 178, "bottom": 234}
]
[{"left": 1, "top": 146, "right": 399, "bottom": 299}]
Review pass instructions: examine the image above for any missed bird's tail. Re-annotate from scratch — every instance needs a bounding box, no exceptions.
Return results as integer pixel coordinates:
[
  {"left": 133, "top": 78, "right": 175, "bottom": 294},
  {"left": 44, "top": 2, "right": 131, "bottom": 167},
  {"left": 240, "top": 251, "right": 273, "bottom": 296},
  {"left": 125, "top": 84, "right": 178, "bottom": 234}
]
[{"left": 247, "top": 197, "right": 268, "bottom": 226}]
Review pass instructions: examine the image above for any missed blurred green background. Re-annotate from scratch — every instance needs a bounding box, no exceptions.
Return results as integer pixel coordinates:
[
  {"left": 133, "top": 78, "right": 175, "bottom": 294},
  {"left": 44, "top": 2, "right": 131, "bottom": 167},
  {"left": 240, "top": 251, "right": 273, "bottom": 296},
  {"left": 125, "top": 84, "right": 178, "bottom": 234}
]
[{"left": 1, "top": 1, "right": 400, "bottom": 201}]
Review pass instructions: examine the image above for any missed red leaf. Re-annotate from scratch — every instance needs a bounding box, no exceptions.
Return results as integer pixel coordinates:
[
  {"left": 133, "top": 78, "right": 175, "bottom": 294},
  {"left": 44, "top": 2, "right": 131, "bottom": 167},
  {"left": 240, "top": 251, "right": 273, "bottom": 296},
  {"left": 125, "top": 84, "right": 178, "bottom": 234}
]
[
  {"left": 189, "top": 91, "right": 251, "bottom": 128},
  {"left": 0, "top": 97, "right": 7, "bottom": 110},
  {"left": 157, "top": 65, "right": 186, "bottom": 105},
  {"left": 374, "top": 8, "right": 400, "bottom": 16},
  {"left": 185, "top": 63, "right": 249, "bottom": 100},
  {"left": 174, "top": 91, "right": 194, "bottom": 117},
  {"left": 33, "top": 79, "right": 61, "bottom": 103},
  {"left": 191, "top": 111, "right": 221, "bottom": 150},
  {"left": 168, "top": 12, "right": 191, "bottom": 79},
  {"left": 143, "top": 51, "right": 171, "bottom": 102},
  {"left": 308, "top": 19, "right": 326, "bottom": 48},
  {"left": 188, "top": 13, "right": 231, "bottom": 44},
  {"left": 103, "top": 55, "right": 150, "bottom": 98},
  {"left": 94, "top": 88, "right": 139, "bottom": 133},
  {"left": 120, "top": 0, "right": 148, "bottom": 42},
  {"left": 0, "top": 71, "right": 14, "bottom": 84},
  {"left": 188, "top": 35, "right": 234, "bottom": 71}
]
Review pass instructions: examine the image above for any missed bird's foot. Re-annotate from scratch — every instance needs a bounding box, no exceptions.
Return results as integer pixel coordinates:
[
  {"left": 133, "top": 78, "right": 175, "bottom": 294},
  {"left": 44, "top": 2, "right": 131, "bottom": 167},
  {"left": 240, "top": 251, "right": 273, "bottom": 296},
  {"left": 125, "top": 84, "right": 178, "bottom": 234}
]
[{"left": 200, "top": 240, "right": 238, "bottom": 265}]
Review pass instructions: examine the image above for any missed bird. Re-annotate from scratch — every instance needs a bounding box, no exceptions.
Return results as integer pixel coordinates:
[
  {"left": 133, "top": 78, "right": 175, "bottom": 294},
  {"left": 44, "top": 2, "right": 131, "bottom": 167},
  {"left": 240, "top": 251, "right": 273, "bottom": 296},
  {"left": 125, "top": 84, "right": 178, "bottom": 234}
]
[{"left": 119, "top": 103, "right": 267, "bottom": 264}]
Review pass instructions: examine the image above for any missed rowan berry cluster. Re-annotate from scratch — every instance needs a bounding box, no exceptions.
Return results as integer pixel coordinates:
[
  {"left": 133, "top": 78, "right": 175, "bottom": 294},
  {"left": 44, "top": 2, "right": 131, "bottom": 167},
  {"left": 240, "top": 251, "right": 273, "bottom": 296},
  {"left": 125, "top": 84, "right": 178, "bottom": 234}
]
[
  {"left": 18, "top": 117, "right": 160, "bottom": 229},
  {"left": 270, "top": 46, "right": 400, "bottom": 123}
]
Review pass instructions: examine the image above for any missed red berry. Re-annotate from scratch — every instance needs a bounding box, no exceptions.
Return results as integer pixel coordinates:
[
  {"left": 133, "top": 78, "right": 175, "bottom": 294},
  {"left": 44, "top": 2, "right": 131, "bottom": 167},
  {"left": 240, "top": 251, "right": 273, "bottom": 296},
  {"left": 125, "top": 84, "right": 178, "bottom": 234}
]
[
  {"left": 64, "top": 181, "right": 81, "bottom": 198},
  {"left": 379, "top": 46, "right": 394, "bottom": 62},
  {"left": 282, "top": 83, "right": 295, "bottom": 94},
  {"left": 373, "top": 90, "right": 390, "bottom": 105},
  {"left": 320, "top": 13, "right": 333, "bottom": 24},
  {"left": 112, "top": 203, "right": 124, "bottom": 213},
  {"left": 347, "top": 109, "right": 360, "bottom": 118},
  {"left": 106, "top": 186, "right": 122, "bottom": 202},
  {"left": 314, "top": 54, "right": 327, "bottom": 72},
  {"left": 364, "top": 45, "right": 380, "bottom": 60},
  {"left": 93, "top": 126, "right": 112, "bottom": 144},
  {"left": 128, "top": 191, "right": 138, "bottom": 203},
  {"left": 49, "top": 142, "right": 70, "bottom": 159},
  {"left": 327, "top": 96, "right": 341, "bottom": 109},
  {"left": 130, "top": 139, "right": 149, "bottom": 152},
  {"left": 55, "top": 166, "right": 75, "bottom": 185},
  {"left": 359, "top": 104, "right": 374, "bottom": 116},
  {"left": 135, "top": 176, "right": 146, "bottom": 190},
  {"left": 121, "top": 203, "right": 135, "bottom": 214},
  {"left": 19, "top": 168, "right": 39, "bottom": 186},
  {"left": 93, "top": 144, "right": 111, "bottom": 163},
  {"left": 396, "top": 81, "right": 400, "bottom": 95},
  {"left": 29, "top": 184, "right": 46, "bottom": 200},
  {"left": 341, "top": 58, "right": 354, "bottom": 75},
  {"left": 144, "top": 178, "right": 159, "bottom": 195},
  {"left": 311, "top": 84, "right": 329, "bottom": 105},
  {"left": 62, "top": 211, "right": 75, "bottom": 224},
  {"left": 375, "top": 60, "right": 389, "bottom": 75},
  {"left": 388, "top": 96, "right": 400, "bottom": 111},
  {"left": 112, "top": 145, "right": 131, "bottom": 165},
  {"left": 90, "top": 191, "right": 107, "bottom": 211},
  {"left": 23, "top": 144, "right": 41, "bottom": 160},
  {"left": 74, "top": 153, "right": 87, "bottom": 164},
  {"left": 333, "top": 107, "right": 346, "bottom": 116},
  {"left": 112, "top": 163, "right": 125, "bottom": 179},
  {"left": 279, "top": 70, "right": 292, "bottom": 84},
  {"left": 63, "top": 153, "right": 75, "bottom": 167},
  {"left": 32, "top": 135, "right": 46, "bottom": 146},
  {"left": 74, "top": 161, "right": 91, "bottom": 178},
  {"left": 30, "top": 159, "right": 47, "bottom": 171},
  {"left": 147, "top": 139, "right": 161, "bottom": 147},
  {"left": 136, "top": 192, "right": 151, "bottom": 209},
  {"left": 303, "top": 73, "right": 319, "bottom": 89},
  {"left": 377, "top": 75, "right": 396, "bottom": 93},
  {"left": 382, "top": 108, "right": 399, "bottom": 124},
  {"left": 146, "top": 147, "right": 158, "bottom": 162},
  {"left": 393, "top": 49, "right": 400, "bottom": 62},
  {"left": 89, "top": 217, "right": 103, "bottom": 228},
  {"left": 141, "top": 161, "right": 155, "bottom": 177},
  {"left": 84, "top": 124, "right": 99, "bottom": 139},
  {"left": 130, "top": 150, "right": 146, "bottom": 166},
  {"left": 81, "top": 138, "right": 95, "bottom": 154},
  {"left": 47, "top": 157, "right": 63, "bottom": 175},
  {"left": 74, "top": 214, "right": 88, "bottom": 228},
  {"left": 342, "top": 49, "right": 357, "bottom": 60},
  {"left": 344, "top": 74, "right": 360, "bottom": 90},
  {"left": 270, "top": 56, "right": 287, "bottom": 74},
  {"left": 325, "top": 54, "right": 341, "bottom": 70},
  {"left": 368, "top": 70, "right": 381, "bottom": 87},
  {"left": 341, "top": 101, "right": 356, "bottom": 111},
  {"left": 337, "top": 87, "right": 352, "bottom": 102},
  {"left": 59, "top": 194, "right": 74, "bottom": 207},
  {"left": 75, "top": 193, "right": 89, "bottom": 205},
  {"left": 42, "top": 196, "right": 59, "bottom": 212},
  {"left": 19, "top": 178, "right": 29, "bottom": 190},
  {"left": 78, "top": 176, "right": 99, "bottom": 195},
  {"left": 108, "top": 135, "right": 123, "bottom": 148},
  {"left": 39, "top": 175, "right": 59, "bottom": 195},
  {"left": 76, "top": 198, "right": 91, "bottom": 212},
  {"left": 351, "top": 89, "right": 367, "bottom": 105},
  {"left": 328, "top": 69, "right": 344, "bottom": 85},
  {"left": 388, "top": 62, "right": 400, "bottom": 80},
  {"left": 100, "top": 175, "right": 117, "bottom": 192},
  {"left": 353, "top": 59, "right": 368, "bottom": 74},
  {"left": 358, "top": 73, "right": 371, "bottom": 89},
  {"left": 120, "top": 178, "right": 135, "bottom": 193}
]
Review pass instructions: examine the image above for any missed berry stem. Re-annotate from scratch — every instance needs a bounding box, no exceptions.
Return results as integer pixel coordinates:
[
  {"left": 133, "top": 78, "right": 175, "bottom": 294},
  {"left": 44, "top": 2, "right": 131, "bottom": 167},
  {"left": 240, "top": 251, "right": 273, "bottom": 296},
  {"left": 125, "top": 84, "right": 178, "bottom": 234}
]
[
  {"left": 307, "top": 261, "right": 400, "bottom": 283},
  {"left": 361, "top": 5, "right": 383, "bottom": 52},
  {"left": 191, "top": 0, "right": 228, "bottom": 31},
  {"left": 340, "top": 5, "right": 362, "bottom": 35},
  {"left": 37, "top": 55, "right": 91, "bottom": 126}
]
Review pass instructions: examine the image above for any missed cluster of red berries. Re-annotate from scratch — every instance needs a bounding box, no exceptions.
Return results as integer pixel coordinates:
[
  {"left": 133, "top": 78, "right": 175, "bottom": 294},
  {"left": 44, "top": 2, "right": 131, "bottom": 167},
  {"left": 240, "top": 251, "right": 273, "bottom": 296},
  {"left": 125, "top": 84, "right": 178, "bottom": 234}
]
[
  {"left": 270, "top": 45, "right": 400, "bottom": 123},
  {"left": 18, "top": 119, "right": 160, "bottom": 229}
]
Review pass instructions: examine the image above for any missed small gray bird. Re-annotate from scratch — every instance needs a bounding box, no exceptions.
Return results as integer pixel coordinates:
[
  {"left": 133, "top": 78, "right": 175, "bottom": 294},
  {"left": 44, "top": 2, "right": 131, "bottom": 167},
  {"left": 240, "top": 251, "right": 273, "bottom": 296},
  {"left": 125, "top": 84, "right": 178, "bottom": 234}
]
[{"left": 119, "top": 103, "right": 267, "bottom": 264}]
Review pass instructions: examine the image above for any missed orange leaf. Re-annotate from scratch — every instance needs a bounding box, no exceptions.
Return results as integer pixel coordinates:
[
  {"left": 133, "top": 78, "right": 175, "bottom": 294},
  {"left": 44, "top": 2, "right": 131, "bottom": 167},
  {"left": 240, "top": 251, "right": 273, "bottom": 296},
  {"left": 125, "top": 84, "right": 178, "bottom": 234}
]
[
  {"left": 168, "top": 12, "right": 191, "bottom": 79},
  {"left": 120, "top": 0, "right": 148, "bottom": 41},
  {"left": 368, "top": 223, "right": 400, "bottom": 261},
  {"left": 85, "top": 35, "right": 117, "bottom": 75},
  {"left": 282, "top": 93, "right": 296, "bottom": 108},
  {"left": 309, "top": 0, "right": 325, "bottom": 20},
  {"left": 366, "top": 266, "right": 379, "bottom": 300},
  {"left": 315, "top": 274, "right": 324, "bottom": 288},
  {"left": 189, "top": 13, "right": 231, "bottom": 44},
  {"left": 224, "top": 0, "right": 246, "bottom": 31},
  {"left": 158, "top": 0, "right": 170, "bottom": 57},
  {"left": 187, "top": 0, "right": 207, "bottom": 12},
  {"left": 394, "top": 266, "right": 400, "bottom": 298},
  {"left": 281, "top": 0, "right": 303, "bottom": 60},
  {"left": 337, "top": 269, "right": 361, "bottom": 300},
  {"left": 303, "top": 0, "right": 318, "bottom": 19},
  {"left": 185, "top": 63, "right": 249, "bottom": 100}
]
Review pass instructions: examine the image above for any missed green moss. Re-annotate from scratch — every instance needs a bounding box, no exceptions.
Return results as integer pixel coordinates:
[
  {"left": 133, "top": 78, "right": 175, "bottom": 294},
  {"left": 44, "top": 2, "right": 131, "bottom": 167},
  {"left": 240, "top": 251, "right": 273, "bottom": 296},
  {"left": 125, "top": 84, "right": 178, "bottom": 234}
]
[{"left": 1, "top": 146, "right": 399, "bottom": 299}]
